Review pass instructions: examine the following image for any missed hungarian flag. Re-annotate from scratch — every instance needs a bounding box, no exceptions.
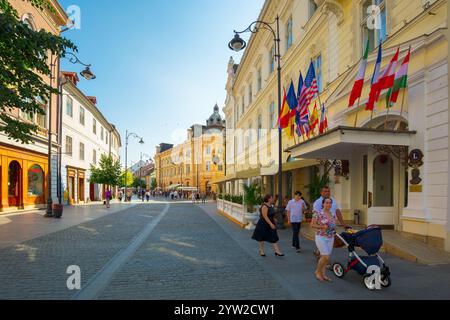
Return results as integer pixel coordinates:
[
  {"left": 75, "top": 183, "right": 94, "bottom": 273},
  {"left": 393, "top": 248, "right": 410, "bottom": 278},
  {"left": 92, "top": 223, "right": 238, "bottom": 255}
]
[
  {"left": 386, "top": 48, "right": 410, "bottom": 108},
  {"left": 349, "top": 40, "right": 370, "bottom": 108},
  {"left": 278, "top": 88, "right": 292, "bottom": 129},
  {"left": 378, "top": 47, "right": 400, "bottom": 91},
  {"left": 310, "top": 103, "right": 319, "bottom": 131},
  {"left": 319, "top": 103, "right": 328, "bottom": 135},
  {"left": 366, "top": 42, "right": 382, "bottom": 111}
]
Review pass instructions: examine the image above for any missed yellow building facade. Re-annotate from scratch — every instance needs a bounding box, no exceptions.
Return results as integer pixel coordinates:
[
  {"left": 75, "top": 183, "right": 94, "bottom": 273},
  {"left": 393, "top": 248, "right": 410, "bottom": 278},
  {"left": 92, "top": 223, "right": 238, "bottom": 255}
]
[
  {"left": 0, "top": 0, "right": 69, "bottom": 212},
  {"left": 155, "top": 105, "right": 226, "bottom": 194},
  {"left": 221, "top": 0, "right": 449, "bottom": 250}
]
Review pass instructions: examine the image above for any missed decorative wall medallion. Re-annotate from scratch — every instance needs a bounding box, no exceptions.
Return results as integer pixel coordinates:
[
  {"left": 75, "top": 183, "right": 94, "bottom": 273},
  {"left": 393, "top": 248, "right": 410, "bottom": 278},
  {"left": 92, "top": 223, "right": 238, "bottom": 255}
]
[{"left": 409, "top": 149, "right": 424, "bottom": 168}]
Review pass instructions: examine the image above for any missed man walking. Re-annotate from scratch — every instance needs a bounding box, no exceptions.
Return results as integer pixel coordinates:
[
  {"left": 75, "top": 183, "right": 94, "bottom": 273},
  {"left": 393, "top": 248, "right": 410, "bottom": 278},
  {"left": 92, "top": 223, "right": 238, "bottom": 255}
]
[
  {"left": 313, "top": 186, "right": 345, "bottom": 226},
  {"left": 286, "top": 191, "right": 307, "bottom": 253}
]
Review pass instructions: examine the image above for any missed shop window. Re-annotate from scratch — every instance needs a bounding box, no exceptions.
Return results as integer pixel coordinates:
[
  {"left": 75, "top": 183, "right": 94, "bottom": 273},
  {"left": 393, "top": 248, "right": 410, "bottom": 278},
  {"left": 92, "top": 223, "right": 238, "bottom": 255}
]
[{"left": 28, "top": 164, "right": 44, "bottom": 197}]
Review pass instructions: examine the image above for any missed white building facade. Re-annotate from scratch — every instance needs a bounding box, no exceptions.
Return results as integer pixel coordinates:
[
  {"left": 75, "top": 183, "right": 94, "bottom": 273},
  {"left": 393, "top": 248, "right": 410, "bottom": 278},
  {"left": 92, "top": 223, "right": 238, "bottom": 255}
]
[{"left": 60, "top": 72, "right": 121, "bottom": 205}]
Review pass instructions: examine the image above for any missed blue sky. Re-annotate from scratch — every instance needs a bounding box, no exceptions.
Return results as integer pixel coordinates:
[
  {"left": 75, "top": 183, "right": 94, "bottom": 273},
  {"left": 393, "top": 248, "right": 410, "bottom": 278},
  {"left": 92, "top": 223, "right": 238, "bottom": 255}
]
[{"left": 59, "top": 0, "right": 264, "bottom": 166}]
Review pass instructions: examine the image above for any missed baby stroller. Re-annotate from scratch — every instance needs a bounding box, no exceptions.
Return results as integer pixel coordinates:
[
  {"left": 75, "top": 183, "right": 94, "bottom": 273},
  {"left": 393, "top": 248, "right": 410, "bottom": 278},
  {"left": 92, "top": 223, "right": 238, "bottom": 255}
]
[{"left": 332, "top": 226, "right": 391, "bottom": 290}]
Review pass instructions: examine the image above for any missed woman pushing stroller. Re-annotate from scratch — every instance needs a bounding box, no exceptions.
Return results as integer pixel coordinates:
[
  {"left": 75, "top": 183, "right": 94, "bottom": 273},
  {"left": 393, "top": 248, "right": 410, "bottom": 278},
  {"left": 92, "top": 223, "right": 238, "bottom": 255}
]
[{"left": 310, "top": 197, "right": 336, "bottom": 282}]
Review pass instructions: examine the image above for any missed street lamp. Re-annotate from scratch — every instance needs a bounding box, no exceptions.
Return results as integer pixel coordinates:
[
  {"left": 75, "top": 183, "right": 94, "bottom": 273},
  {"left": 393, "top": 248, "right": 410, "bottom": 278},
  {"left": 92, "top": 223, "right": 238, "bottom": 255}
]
[
  {"left": 229, "top": 16, "right": 284, "bottom": 221},
  {"left": 124, "top": 131, "right": 144, "bottom": 201},
  {"left": 139, "top": 152, "right": 152, "bottom": 194},
  {"left": 45, "top": 52, "right": 96, "bottom": 218}
]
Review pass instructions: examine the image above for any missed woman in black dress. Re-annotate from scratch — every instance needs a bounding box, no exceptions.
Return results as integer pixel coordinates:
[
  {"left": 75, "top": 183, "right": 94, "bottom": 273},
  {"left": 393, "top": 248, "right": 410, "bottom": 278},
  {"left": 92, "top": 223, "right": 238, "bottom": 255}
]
[{"left": 252, "top": 194, "right": 285, "bottom": 257}]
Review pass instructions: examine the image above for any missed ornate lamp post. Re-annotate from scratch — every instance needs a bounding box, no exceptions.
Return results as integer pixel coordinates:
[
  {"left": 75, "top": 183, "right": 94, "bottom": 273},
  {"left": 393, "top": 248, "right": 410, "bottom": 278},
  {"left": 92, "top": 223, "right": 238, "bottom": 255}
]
[
  {"left": 124, "top": 131, "right": 144, "bottom": 201},
  {"left": 45, "top": 52, "right": 96, "bottom": 218},
  {"left": 229, "top": 16, "right": 284, "bottom": 225}
]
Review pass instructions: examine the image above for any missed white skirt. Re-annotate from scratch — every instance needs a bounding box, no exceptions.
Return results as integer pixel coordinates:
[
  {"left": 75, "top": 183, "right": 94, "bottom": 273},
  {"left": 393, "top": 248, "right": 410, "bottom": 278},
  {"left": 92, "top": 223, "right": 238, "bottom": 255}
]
[{"left": 315, "top": 235, "right": 334, "bottom": 256}]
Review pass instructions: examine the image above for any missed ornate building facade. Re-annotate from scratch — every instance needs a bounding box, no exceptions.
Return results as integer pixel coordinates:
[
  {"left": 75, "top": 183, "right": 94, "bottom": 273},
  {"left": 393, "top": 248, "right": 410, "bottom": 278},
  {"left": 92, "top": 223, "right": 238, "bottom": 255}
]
[
  {"left": 219, "top": 0, "right": 449, "bottom": 251},
  {"left": 155, "top": 105, "right": 226, "bottom": 194},
  {"left": 0, "top": 0, "right": 69, "bottom": 212}
]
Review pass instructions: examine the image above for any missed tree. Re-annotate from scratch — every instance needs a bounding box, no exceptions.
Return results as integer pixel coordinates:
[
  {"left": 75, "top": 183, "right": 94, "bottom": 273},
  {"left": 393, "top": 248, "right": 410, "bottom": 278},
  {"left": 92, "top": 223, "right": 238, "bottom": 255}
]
[
  {"left": 0, "top": 0, "right": 76, "bottom": 143},
  {"left": 307, "top": 165, "right": 331, "bottom": 203},
  {"left": 119, "top": 170, "right": 133, "bottom": 188},
  {"left": 151, "top": 178, "right": 157, "bottom": 190},
  {"left": 89, "top": 155, "right": 121, "bottom": 188},
  {"left": 132, "top": 177, "right": 146, "bottom": 189}
]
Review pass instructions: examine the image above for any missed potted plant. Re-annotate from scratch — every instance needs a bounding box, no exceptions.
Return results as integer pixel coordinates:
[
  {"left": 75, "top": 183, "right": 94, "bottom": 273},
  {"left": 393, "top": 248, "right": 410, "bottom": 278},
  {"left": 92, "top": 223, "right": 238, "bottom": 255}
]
[
  {"left": 243, "top": 183, "right": 261, "bottom": 213},
  {"left": 52, "top": 203, "right": 63, "bottom": 219}
]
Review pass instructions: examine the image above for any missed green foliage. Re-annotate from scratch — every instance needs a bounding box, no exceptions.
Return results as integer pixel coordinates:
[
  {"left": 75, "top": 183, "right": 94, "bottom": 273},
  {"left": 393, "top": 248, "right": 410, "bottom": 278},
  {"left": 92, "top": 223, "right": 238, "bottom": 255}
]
[
  {"left": 150, "top": 178, "right": 157, "bottom": 190},
  {"left": 132, "top": 177, "right": 146, "bottom": 189},
  {"left": 119, "top": 170, "right": 133, "bottom": 188},
  {"left": 307, "top": 166, "right": 330, "bottom": 203},
  {"left": 89, "top": 155, "right": 121, "bottom": 187},
  {"left": 243, "top": 183, "right": 262, "bottom": 212},
  {"left": 0, "top": 0, "right": 76, "bottom": 143},
  {"left": 220, "top": 194, "right": 243, "bottom": 205}
]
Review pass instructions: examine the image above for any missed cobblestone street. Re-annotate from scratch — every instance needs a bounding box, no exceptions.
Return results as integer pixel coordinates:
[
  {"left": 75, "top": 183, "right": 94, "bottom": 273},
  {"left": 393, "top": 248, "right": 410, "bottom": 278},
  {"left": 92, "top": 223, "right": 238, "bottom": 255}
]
[{"left": 0, "top": 201, "right": 449, "bottom": 300}]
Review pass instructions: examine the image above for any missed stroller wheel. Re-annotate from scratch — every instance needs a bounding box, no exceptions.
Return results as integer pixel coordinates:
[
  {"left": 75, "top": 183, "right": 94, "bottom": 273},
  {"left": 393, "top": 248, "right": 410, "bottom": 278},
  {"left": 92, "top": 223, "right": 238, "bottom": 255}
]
[
  {"left": 363, "top": 274, "right": 379, "bottom": 290},
  {"left": 380, "top": 275, "right": 392, "bottom": 288},
  {"left": 332, "top": 263, "right": 345, "bottom": 279}
]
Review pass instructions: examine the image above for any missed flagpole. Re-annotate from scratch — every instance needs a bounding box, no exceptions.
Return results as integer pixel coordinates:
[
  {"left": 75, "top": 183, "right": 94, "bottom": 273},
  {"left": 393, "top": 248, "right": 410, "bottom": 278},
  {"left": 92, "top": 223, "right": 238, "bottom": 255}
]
[
  {"left": 397, "top": 45, "right": 411, "bottom": 130},
  {"left": 354, "top": 97, "right": 361, "bottom": 128},
  {"left": 384, "top": 102, "right": 390, "bottom": 129},
  {"left": 396, "top": 85, "right": 408, "bottom": 131}
]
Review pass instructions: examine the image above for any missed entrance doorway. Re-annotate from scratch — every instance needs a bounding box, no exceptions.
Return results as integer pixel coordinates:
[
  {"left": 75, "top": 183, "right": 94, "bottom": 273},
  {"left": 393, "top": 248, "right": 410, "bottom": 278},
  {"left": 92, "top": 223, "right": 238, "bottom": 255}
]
[
  {"left": 8, "top": 161, "right": 22, "bottom": 207},
  {"left": 68, "top": 176, "right": 75, "bottom": 204},
  {"left": 90, "top": 182, "right": 95, "bottom": 202},
  {"left": 78, "top": 177, "right": 85, "bottom": 203},
  {"left": 373, "top": 155, "right": 394, "bottom": 207}
]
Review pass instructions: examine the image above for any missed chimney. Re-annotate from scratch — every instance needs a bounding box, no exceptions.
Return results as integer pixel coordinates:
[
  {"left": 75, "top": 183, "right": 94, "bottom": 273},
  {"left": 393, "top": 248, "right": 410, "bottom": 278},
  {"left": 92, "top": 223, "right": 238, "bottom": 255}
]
[
  {"left": 62, "top": 71, "right": 80, "bottom": 86},
  {"left": 87, "top": 96, "right": 97, "bottom": 105}
]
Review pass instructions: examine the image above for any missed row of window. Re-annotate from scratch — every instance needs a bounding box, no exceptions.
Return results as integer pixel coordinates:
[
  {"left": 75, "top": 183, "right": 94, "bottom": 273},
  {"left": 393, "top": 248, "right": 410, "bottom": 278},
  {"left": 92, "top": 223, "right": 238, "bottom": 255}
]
[
  {"left": 66, "top": 96, "right": 115, "bottom": 147},
  {"left": 160, "top": 162, "right": 223, "bottom": 178},
  {"left": 65, "top": 135, "right": 104, "bottom": 165}
]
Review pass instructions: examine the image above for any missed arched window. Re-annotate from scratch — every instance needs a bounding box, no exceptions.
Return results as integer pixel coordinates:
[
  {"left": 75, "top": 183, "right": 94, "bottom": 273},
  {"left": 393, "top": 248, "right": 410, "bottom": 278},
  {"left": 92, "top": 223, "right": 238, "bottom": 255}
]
[
  {"left": 28, "top": 164, "right": 44, "bottom": 197},
  {"left": 22, "top": 16, "right": 35, "bottom": 30},
  {"left": 8, "top": 161, "right": 22, "bottom": 197}
]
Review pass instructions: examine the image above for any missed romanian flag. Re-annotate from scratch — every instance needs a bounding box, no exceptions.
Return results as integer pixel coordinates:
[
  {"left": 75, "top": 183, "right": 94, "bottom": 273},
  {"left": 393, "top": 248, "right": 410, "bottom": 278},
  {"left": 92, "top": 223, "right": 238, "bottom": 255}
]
[{"left": 310, "top": 103, "right": 319, "bottom": 131}]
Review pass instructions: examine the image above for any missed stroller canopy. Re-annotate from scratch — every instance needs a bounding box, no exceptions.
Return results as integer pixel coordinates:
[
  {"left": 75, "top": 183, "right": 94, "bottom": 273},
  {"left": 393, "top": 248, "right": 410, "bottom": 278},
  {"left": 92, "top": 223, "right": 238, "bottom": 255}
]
[{"left": 341, "top": 226, "right": 383, "bottom": 255}]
